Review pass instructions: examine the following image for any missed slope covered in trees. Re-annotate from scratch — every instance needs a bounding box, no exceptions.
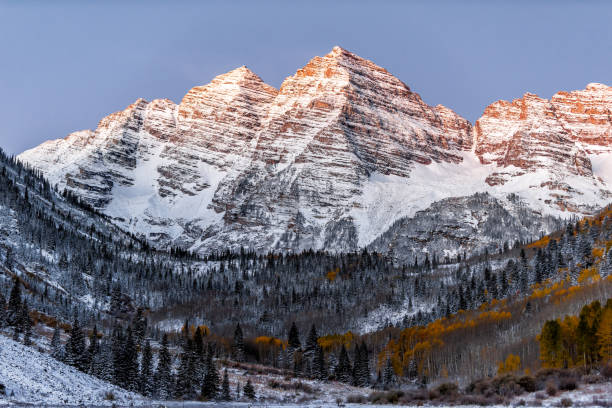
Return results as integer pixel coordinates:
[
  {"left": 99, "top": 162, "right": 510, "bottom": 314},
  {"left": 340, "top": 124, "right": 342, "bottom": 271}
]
[{"left": 2, "top": 144, "right": 612, "bottom": 402}]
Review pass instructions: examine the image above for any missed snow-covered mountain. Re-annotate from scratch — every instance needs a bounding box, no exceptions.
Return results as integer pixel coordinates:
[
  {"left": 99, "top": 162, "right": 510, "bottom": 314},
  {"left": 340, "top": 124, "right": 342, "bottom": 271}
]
[{"left": 18, "top": 47, "right": 612, "bottom": 255}]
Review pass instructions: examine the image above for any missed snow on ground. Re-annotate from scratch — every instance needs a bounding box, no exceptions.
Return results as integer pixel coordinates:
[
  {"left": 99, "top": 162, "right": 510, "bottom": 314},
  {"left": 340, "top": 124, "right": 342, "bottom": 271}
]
[
  {"left": 512, "top": 381, "right": 612, "bottom": 407},
  {"left": 0, "top": 335, "right": 146, "bottom": 407},
  {"left": 358, "top": 297, "right": 436, "bottom": 334},
  {"left": 592, "top": 152, "right": 612, "bottom": 187},
  {"left": 352, "top": 149, "right": 611, "bottom": 248}
]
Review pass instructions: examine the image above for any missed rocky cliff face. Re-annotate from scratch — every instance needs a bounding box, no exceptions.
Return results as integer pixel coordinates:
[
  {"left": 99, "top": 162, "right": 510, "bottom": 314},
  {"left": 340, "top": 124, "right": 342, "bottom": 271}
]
[
  {"left": 18, "top": 47, "right": 612, "bottom": 257},
  {"left": 474, "top": 83, "right": 612, "bottom": 213},
  {"left": 368, "top": 193, "right": 563, "bottom": 265}
]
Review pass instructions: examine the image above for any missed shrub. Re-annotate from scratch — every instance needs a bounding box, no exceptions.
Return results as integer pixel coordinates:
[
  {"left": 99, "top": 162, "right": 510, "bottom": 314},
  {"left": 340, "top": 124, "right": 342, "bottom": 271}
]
[
  {"left": 368, "top": 390, "right": 405, "bottom": 404},
  {"left": 517, "top": 376, "right": 537, "bottom": 393},
  {"left": 535, "top": 392, "right": 547, "bottom": 400},
  {"left": 435, "top": 382, "right": 459, "bottom": 396},
  {"left": 581, "top": 374, "right": 601, "bottom": 384},
  {"left": 397, "top": 389, "right": 429, "bottom": 404},
  {"left": 346, "top": 394, "right": 366, "bottom": 404},
  {"left": 459, "top": 394, "right": 506, "bottom": 406},
  {"left": 602, "top": 362, "right": 612, "bottom": 379},
  {"left": 558, "top": 377, "right": 577, "bottom": 391},
  {"left": 546, "top": 381, "right": 558, "bottom": 396},
  {"left": 103, "top": 391, "right": 115, "bottom": 401},
  {"left": 560, "top": 397, "right": 573, "bottom": 407}
]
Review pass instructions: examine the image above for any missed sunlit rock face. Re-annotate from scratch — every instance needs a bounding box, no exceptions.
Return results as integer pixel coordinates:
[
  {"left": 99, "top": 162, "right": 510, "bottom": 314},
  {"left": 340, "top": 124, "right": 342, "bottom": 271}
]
[{"left": 18, "top": 48, "right": 612, "bottom": 256}]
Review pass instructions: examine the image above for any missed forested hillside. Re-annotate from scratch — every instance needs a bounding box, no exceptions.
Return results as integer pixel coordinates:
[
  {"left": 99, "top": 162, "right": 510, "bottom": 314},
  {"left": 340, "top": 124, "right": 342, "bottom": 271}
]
[{"left": 1, "top": 145, "right": 612, "bottom": 403}]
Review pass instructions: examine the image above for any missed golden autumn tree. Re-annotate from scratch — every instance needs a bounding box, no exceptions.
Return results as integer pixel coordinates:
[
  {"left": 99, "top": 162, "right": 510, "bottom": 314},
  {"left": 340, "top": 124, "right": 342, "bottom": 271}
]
[
  {"left": 597, "top": 307, "right": 612, "bottom": 362},
  {"left": 497, "top": 354, "right": 521, "bottom": 374}
]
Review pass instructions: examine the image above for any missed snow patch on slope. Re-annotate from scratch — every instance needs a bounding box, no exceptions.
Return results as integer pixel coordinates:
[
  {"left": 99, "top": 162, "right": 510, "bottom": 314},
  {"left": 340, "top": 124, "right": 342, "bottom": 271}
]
[{"left": 0, "top": 335, "right": 145, "bottom": 406}]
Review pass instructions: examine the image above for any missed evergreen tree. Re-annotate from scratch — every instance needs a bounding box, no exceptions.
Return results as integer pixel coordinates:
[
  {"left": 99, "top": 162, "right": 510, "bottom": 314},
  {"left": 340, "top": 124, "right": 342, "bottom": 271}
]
[
  {"left": 65, "top": 317, "right": 86, "bottom": 371},
  {"left": 21, "top": 299, "right": 32, "bottom": 346},
  {"left": 336, "top": 345, "right": 352, "bottom": 383},
  {"left": 176, "top": 337, "right": 195, "bottom": 398},
  {"left": 232, "top": 323, "right": 245, "bottom": 362},
  {"left": 355, "top": 341, "right": 370, "bottom": 386},
  {"left": 193, "top": 326, "right": 206, "bottom": 384},
  {"left": 221, "top": 369, "right": 231, "bottom": 401},
  {"left": 92, "top": 338, "right": 114, "bottom": 383},
  {"left": 383, "top": 358, "right": 395, "bottom": 388},
  {"left": 314, "top": 344, "right": 327, "bottom": 380},
  {"left": 243, "top": 379, "right": 255, "bottom": 400},
  {"left": 155, "top": 334, "right": 173, "bottom": 399},
  {"left": 287, "top": 322, "right": 301, "bottom": 373},
  {"left": 133, "top": 307, "right": 147, "bottom": 347},
  {"left": 123, "top": 326, "right": 139, "bottom": 391},
  {"left": 7, "top": 278, "right": 22, "bottom": 328},
  {"left": 288, "top": 322, "right": 301, "bottom": 350},
  {"left": 50, "top": 324, "right": 63, "bottom": 360},
  {"left": 139, "top": 340, "right": 153, "bottom": 397},
  {"left": 0, "top": 291, "right": 6, "bottom": 328},
  {"left": 86, "top": 325, "right": 100, "bottom": 373},
  {"left": 111, "top": 322, "right": 126, "bottom": 386},
  {"left": 201, "top": 344, "right": 219, "bottom": 400}
]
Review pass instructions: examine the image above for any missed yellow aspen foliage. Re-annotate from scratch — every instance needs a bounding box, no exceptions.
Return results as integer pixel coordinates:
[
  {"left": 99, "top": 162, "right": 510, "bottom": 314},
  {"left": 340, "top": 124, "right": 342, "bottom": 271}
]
[
  {"left": 318, "top": 331, "right": 354, "bottom": 351},
  {"left": 326, "top": 267, "right": 339, "bottom": 281},
  {"left": 597, "top": 308, "right": 612, "bottom": 362},
  {"left": 254, "top": 336, "right": 284, "bottom": 348},
  {"left": 528, "top": 236, "right": 550, "bottom": 249},
  {"left": 592, "top": 247, "right": 604, "bottom": 260},
  {"left": 578, "top": 268, "right": 600, "bottom": 284},
  {"left": 497, "top": 354, "right": 521, "bottom": 374}
]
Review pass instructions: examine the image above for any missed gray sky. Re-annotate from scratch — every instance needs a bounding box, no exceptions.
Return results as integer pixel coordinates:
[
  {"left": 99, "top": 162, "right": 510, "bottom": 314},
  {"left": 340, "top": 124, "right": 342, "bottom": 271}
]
[{"left": 1, "top": 1, "right": 611, "bottom": 155}]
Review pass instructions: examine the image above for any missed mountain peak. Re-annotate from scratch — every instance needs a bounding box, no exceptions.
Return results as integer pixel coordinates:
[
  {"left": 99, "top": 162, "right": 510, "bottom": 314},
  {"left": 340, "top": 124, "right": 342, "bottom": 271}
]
[
  {"left": 586, "top": 82, "right": 609, "bottom": 91},
  {"left": 209, "top": 65, "right": 270, "bottom": 87}
]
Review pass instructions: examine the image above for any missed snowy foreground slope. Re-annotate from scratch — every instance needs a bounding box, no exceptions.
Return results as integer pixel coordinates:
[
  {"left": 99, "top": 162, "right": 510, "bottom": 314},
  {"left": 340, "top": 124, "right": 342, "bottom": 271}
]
[{"left": 0, "top": 335, "right": 145, "bottom": 406}]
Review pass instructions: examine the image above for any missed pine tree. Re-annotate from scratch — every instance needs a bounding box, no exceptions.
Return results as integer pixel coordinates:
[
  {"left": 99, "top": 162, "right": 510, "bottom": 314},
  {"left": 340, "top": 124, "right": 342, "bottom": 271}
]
[
  {"left": 155, "top": 333, "right": 173, "bottom": 399},
  {"left": 243, "top": 379, "right": 255, "bottom": 400},
  {"left": 356, "top": 341, "right": 369, "bottom": 386},
  {"left": 304, "top": 324, "right": 319, "bottom": 377},
  {"left": 287, "top": 322, "right": 301, "bottom": 372},
  {"left": 133, "top": 307, "right": 147, "bottom": 347},
  {"left": 7, "top": 278, "right": 22, "bottom": 329},
  {"left": 92, "top": 338, "right": 114, "bottom": 383},
  {"left": 221, "top": 369, "right": 231, "bottom": 401},
  {"left": 123, "top": 326, "right": 139, "bottom": 391},
  {"left": 111, "top": 322, "right": 126, "bottom": 386},
  {"left": 336, "top": 345, "right": 352, "bottom": 383},
  {"left": 21, "top": 299, "right": 32, "bottom": 346},
  {"left": 193, "top": 326, "right": 206, "bottom": 385},
  {"left": 86, "top": 325, "right": 100, "bottom": 373},
  {"left": 314, "top": 344, "right": 327, "bottom": 380},
  {"left": 176, "top": 337, "right": 195, "bottom": 398},
  {"left": 201, "top": 344, "right": 219, "bottom": 400},
  {"left": 288, "top": 322, "right": 301, "bottom": 350},
  {"left": 383, "top": 358, "right": 395, "bottom": 388},
  {"left": 0, "top": 291, "right": 6, "bottom": 328},
  {"left": 232, "top": 323, "right": 245, "bottom": 362},
  {"left": 139, "top": 340, "right": 153, "bottom": 397},
  {"left": 351, "top": 345, "right": 362, "bottom": 386},
  {"left": 50, "top": 324, "right": 63, "bottom": 360},
  {"left": 65, "top": 317, "right": 86, "bottom": 371}
]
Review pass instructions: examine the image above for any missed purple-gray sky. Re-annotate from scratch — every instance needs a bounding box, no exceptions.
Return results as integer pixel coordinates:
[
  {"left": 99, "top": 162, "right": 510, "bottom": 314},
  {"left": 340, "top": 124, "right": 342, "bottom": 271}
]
[{"left": 1, "top": 1, "right": 611, "bottom": 155}]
